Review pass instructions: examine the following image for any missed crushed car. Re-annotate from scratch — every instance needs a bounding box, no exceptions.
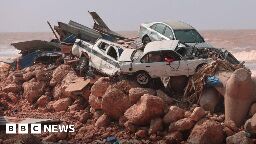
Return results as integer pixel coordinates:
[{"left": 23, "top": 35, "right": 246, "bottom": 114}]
[
  {"left": 119, "top": 40, "right": 211, "bottom": 86},
  {"left": 71, "top": 38, "right": 127, "bottom": 76},
  {"left": 139, "top": 21, "right": 212, "bottom": 48}
]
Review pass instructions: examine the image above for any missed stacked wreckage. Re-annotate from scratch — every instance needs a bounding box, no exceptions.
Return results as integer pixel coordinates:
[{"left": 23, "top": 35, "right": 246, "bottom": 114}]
[{"left": 0, "top": 11, "right": 256, "bottom": 143}]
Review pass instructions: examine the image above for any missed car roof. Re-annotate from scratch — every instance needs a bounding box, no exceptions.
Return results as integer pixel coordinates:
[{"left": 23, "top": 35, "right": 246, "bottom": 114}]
[
  {"left": 144, "top": 40, "right": 179, "bottom": 54},
  {"left": 98, "top": 39, "right": 125, "bottom": 49},
  {"left": 161, "top": 21, "right": 194, "bottom": 30}
]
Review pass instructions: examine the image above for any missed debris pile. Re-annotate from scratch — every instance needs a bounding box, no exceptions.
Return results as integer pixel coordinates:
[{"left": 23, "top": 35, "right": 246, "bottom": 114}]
[
  {"left": 0, "top": 61, "right": 256, "bottom": 143},
  {"left": 183, "top": 60, "right": 245, "bottom": 105}
]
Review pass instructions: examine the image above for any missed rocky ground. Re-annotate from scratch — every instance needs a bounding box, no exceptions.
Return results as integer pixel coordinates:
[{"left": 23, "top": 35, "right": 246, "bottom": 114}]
[{"left": 0, "top": 62, "right": 256, "bottom": 144}]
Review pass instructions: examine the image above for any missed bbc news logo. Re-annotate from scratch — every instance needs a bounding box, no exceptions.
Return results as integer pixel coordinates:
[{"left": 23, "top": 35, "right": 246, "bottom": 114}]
[{"left": 6, "top": 123, "right": 75, "bottom": 134}]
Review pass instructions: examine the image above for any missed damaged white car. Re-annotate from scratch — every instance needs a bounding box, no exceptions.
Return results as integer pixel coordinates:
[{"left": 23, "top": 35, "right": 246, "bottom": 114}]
[
  {"left": 139, "top": 21, "right": 212, "bottom": 48},
  {"left": 119, "top": 40, "right": 211, "bottom": 86},
  {"left": 72, "top": 38, "right": 125, "bottom": 76}
]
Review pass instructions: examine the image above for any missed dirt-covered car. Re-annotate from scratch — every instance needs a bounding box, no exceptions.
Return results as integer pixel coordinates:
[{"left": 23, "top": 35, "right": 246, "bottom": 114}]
[
  {"left": 119, "top": 40, "right": 211, "bottom": 86},
  {"left": 139, "top": 21, "right": 212, "bottom": 48}
]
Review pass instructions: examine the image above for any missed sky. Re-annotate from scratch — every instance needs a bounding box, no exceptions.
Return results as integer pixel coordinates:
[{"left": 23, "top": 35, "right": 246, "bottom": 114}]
[{"left": 0, "top": 0, "right": 256, "bottom": 32}]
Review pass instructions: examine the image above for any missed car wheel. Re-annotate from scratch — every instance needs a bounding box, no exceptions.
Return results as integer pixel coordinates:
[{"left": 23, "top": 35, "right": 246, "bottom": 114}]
[
  {"left": 135, "top": 71, "right": 151, "bottom": 86},
  {"left": 142, "top": 36, "right": 151, "bottom": 46}
]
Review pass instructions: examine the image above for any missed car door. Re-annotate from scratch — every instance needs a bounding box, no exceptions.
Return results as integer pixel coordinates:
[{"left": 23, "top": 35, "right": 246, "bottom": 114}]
[
  {"left": 100, "top": 46, "right": 120, "bottom": 75},
  {"left": 90, "top": 41, "right": 108, "bottom": 70},
  {"left": 163, "top": 26, "right": 175, "bottom": 40},
  {"left": 149, "top": 23, "right": 167, "bottom": 41},
  {"left": 162, "top": 50, "right": 189, "bottom": 76},
  {"left": 137, "top": 51, "right": 166, "bottom": 78}
]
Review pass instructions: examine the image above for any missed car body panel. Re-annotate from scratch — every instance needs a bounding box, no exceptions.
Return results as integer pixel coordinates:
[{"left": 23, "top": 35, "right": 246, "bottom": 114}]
[{"left": 119, "top": 49, "right": 136, "bottom": 62}]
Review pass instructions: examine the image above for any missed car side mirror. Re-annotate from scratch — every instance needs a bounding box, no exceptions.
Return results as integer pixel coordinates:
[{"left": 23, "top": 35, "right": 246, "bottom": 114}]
[{"left": 165, "top": 58, "right": 174, "bottom": 65}]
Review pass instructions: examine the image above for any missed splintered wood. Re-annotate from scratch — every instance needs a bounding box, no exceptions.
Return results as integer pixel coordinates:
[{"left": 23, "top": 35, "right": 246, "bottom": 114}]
[{"left": 183, "top": 60, "right": 245, "bottom": 105}]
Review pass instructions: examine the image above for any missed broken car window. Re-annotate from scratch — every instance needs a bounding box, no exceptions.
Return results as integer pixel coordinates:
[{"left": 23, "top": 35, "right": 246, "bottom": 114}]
[
  {"left": 150, "top": 24, "right": 157, "bottom": 30},
  {"left": 174, "top": 29, "right": 204, "bottom": 43},
  {"left": 107, "top": 46, "right": 118, "bottom": 60},
  {"left": 154, "top": 24, "right": 166, "bottom": 34},
  {"left": 131, "top": 50, "right": 143, "bottom": 61},
  {"left": 163, "top": 27, "right": 174, "bottom": 39},
  {"left": 98, "top": 42, "right": 109, "bottom": 51},
  {"left": 162, "top": 50, "right": 181, "bottom": 61},
  {"left": 141, "top": 51, "right": 163, "bottom": 63}
]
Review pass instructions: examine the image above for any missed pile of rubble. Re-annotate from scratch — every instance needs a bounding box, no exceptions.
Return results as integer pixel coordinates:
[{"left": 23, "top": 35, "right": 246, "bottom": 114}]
[{"left": 0, "top": 61, "right": 256, "bottom": 144}]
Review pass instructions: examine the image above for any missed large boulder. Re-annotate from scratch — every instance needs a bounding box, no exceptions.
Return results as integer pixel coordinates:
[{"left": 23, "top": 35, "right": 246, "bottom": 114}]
[
  {"left": 53, "top": 84, "right": 62, "bottom": 99},
  {"left": 53, "top": 71, "right": 79, "bottom": 99},
  {"left": 88, "top": 95, "right": 102, "bottom": 110},
  {"left": 200, "top": 88, "right": 221, "bottom": 113},
  {"left": 7, "top": 92, "right": 18, "bottom": 103},
  {"left": 36, "top": 95, "right": 49, "bottom": 107},
  {"left": 124, "top": 94, "right": 164, "bottom": 125},
  {"left": 226, "top": 131, "right": 253, "bottom": 144},
  {"left": 35, "top": 69, "right": 49, "bottom": 81},
  {"left": 23, "top": 71, "right": 35, "bottom": 81},
  {"left": 224, "top": 68, "right": 256, "bottom": 126},
  {"left": 106, "top": 79, "right": 139, "bottom": 95},
  {"left": 129, "top": 87, "right": 156, "bottom": 104},
  {"left": 190, "top": 107, "right": 206, "bottom": 122},
  {"left": 50, "top": 64, "right": 71, "bottom": 86},
  {"left": 95, "top": 114, "right": 111, "bottom": 127},
  {"left": 102, "top": 88, "right": 131, "bottom": 119},
  {"left": 245, "top": 113, "right": 256, "bottom": 133},
  {"left": 169, "top": 118, "right": 195, "bottom": 132},
  {"left": 91, "top": 77, "right": 111, "bottom": 98},
  {"left": 149, "top": 118, "right": 163, "bottom": 134},
  {"left": 156, "top": 90, "right": 173, "bottom": 105},
  {"left": 187, "top": 119, "right": 224, "bottom": 144},
  {"left": 59, "top": 71, "right": 79, "bottom": 98},
  {"left": 22, "top": 80, "right": 45, "bottom": 104},
  {"left": 53, "top": 98, "right": 72, "bottom": 112},
  {"left": 165, "top": 131, "right": 183, "bottom": 144},
  {"left": 249, "top": 102, "right": 256, "bottom": 117},
  {"left": 135, "top": 130, "right": 148, "bottom": 138},
  {"left": 2, "top": 84, "right": 21, "bottom": 93},
  {"left": 163, "top": 106, "right": 185, "bottom": 124}
]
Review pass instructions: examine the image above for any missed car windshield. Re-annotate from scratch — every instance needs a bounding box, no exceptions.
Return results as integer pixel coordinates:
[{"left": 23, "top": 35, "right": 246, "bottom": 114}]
[
  {"left": 131, "top": 50, "right": 143, "bottom": 61},
  {"left": 174, "top": 29, "right": 204, "bottom": 43}
]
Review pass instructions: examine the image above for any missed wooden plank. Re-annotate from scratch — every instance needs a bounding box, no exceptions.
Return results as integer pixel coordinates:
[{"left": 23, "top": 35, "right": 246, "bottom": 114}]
[{"left": 65, "top": 78, "right": 90, "bottom": 93}]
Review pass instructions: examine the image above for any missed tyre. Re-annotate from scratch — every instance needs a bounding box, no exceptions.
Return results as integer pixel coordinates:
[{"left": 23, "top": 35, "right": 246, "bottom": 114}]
[
  {"left": 135, "top": 71, "right": 151, "bottom": 86},
  {"left": 142, "top": 36, "right": 151, "bottom": 46}
]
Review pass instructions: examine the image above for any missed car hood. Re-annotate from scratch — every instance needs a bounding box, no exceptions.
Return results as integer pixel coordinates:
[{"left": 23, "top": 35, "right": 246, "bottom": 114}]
[
  {"left": 119, "top": 49, "right": 136, "bottom": 62},
  {"left": 185, "top": 42, "right": 214, "bottom": 48}
]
